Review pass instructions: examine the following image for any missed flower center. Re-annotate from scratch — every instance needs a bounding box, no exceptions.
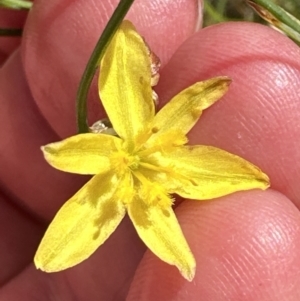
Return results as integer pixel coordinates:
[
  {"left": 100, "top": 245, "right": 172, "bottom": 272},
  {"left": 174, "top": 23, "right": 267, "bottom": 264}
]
[
  {"left": 128, "top": 155, "right": 140, "bottom": 170},
  {"left": 110, "top": 150, "right": 140, "bottom": 174}
]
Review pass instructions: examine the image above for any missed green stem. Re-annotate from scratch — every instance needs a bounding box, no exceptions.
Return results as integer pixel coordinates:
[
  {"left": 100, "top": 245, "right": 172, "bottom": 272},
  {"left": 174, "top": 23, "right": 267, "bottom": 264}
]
[
  {"left": 204, "top": 0, "right": 229, "bottom": 23},
  {"left": 0, "top": 27, "right": 22, "bottom": 36},
  {"left": 0, "top": 0, "right": 32, "bottom": 9},
  {"left": 76, "top": 0, "right": 135, "bottom": 133},
  {"left": 252, "top": 0, "right": 300, "bottom": 33},
  {"left": 216, "top": 0, "right": 228, "bottom": 17}
]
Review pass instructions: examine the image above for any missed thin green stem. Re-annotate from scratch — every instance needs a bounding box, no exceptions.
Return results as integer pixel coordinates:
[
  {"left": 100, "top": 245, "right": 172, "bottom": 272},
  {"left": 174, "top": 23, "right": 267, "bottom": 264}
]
[
  {"left": 76, "top": 0, "right": 135, "bottom": 133},
  {"left": 204, "top": 1, "right": 229, "bottom": 23},
  {"left": 251, "top": 0, "right": 300, "bottom": 33},
  {"left": 216, "top": 0, "right": 228, "bottom": 17},
  {"left": 0, "top": 27, "right": 22, "bottom": 36},
  {"left": 0, "top": 0, "right": 32, "bottom": 9}
]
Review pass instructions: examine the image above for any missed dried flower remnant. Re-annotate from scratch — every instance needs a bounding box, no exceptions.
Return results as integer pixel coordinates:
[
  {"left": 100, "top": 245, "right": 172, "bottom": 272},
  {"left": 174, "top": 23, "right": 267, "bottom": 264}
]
[
  {"left": 144, "top": 38, "right": 161, "bottom": 106},
  {"left": 34, "top": 20, "right": 270, "bottom": 281}
]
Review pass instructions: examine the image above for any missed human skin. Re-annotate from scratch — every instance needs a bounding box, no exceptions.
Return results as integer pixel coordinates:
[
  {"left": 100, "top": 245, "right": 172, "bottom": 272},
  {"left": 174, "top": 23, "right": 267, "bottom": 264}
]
[{"left": 1, "top": 0, "right": 300, "bottom": 300}]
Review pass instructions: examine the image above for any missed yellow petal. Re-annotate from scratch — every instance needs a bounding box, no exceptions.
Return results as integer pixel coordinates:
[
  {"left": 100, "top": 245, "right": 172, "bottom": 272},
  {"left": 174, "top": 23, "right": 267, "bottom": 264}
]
[
  {"left": 149, "top": 77, "right": 231, "bottom": 142},
  {"left": 42, "top": 133, "right": 121, "bottom": 175},
  {"left": 160, "top": 145, "right": 270, "bottom": 199},
  {"left": 34, "top": 171, "right": 127, "bottom": 272},
  {"left": 127, "top": 195, "right": 196, "bottom": 281},
  {"left": 99, "top": 20, "right": 154, "bottom": 148}
]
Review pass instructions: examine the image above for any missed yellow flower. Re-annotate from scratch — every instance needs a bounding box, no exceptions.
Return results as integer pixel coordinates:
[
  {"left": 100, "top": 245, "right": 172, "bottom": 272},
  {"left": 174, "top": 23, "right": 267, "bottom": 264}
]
[{"left": 34, "top": 20, "right": 269, "bottom": 281}]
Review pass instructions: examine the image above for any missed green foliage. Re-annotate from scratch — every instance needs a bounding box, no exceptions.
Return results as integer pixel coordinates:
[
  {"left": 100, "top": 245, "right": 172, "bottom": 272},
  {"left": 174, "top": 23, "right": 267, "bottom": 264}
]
[{"left": 203, "top": 0, "right": 300, "bottom": 27}]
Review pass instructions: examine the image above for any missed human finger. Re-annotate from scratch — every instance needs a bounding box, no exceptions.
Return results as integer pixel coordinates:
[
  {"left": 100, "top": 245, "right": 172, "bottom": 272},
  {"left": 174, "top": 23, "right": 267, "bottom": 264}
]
[
  {"left": 128, "top": 190, "right": 300, "bottom": 300},
  {"left": 0, "top": 8, "right": 28, "bottom": 64},
  {"left": 156, "top": 22, "right": 300, "bottom": 207}
]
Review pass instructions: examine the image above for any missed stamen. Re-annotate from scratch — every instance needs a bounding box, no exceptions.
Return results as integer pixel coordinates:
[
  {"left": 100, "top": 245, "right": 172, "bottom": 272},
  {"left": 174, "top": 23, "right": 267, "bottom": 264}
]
[
  {"left": 138, "top": 144, "right": 163, "bottom": 157},
  {"left": 133, "top": 171, "right": 172, "bottom": 208},
  {"left": 132, "top": 170, "right": 149, "bottom": 187},
  {"left": 140, "top": 161, "right": 198, "bottom": 187},
  {"left": 139, "top": 162, "right": 163, "bottom": 172}
]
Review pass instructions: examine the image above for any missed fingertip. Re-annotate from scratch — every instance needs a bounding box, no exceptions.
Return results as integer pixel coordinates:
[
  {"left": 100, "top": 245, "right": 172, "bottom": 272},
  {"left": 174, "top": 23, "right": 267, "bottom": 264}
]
[
  {"left": 0, "top": 8, "right": 28, "bottom": 62},
  {"left": 127, "top": 190, "right": 300, "bottom": 300},
  {"left": 157, "top": 22, "right": 300, "bottom": 207}
]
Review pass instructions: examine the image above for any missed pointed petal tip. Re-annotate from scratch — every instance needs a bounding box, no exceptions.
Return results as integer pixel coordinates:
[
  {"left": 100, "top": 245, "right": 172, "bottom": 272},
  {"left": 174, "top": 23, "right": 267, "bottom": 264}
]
[
  {"left": 34, "top": 256, "right": 44, "bottom": 271},
  {"left": 260, "top": 171, "right": 271, "bottom": 189},
  {"left": 200, "top": 76, "right": 232, "bottom": 104},
  {"left": 253, "top": 164, "right": 270, "bottom": 190},
  {"left": 34, "top": 253, "right": 56, "bottom": 273},
  {"left": 41, "top": 144, "right": 51, "bottom": 155},
  {"left": 218, "top": 75, "right": 232, "bottom": 83},
  {"left": 181, "top": 263, "right": 196, "bottom": 282},
  {"left": 40, "top": 145, "right": 52, "bottom": 161},
  {"left": 178, "top": 253, "right": 196, "bottom": 282},
  {"left": 216, "top": 76, "right": 232, "bottom": 89},
  {"left": 34, "top": 257, "right": 58, "bottom": 273}
]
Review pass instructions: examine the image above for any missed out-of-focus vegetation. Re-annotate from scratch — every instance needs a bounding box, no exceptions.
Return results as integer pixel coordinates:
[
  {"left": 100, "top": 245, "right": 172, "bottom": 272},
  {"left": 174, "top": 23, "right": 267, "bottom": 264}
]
[{"left": 203, "top": 0, "right": 300, "bottom": 27}]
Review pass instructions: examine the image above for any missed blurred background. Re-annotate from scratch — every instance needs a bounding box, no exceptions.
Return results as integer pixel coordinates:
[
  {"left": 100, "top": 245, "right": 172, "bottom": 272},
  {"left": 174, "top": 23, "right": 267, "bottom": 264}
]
[{"left": 203, "top": 0, "right": 300, "bottom": 26}]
